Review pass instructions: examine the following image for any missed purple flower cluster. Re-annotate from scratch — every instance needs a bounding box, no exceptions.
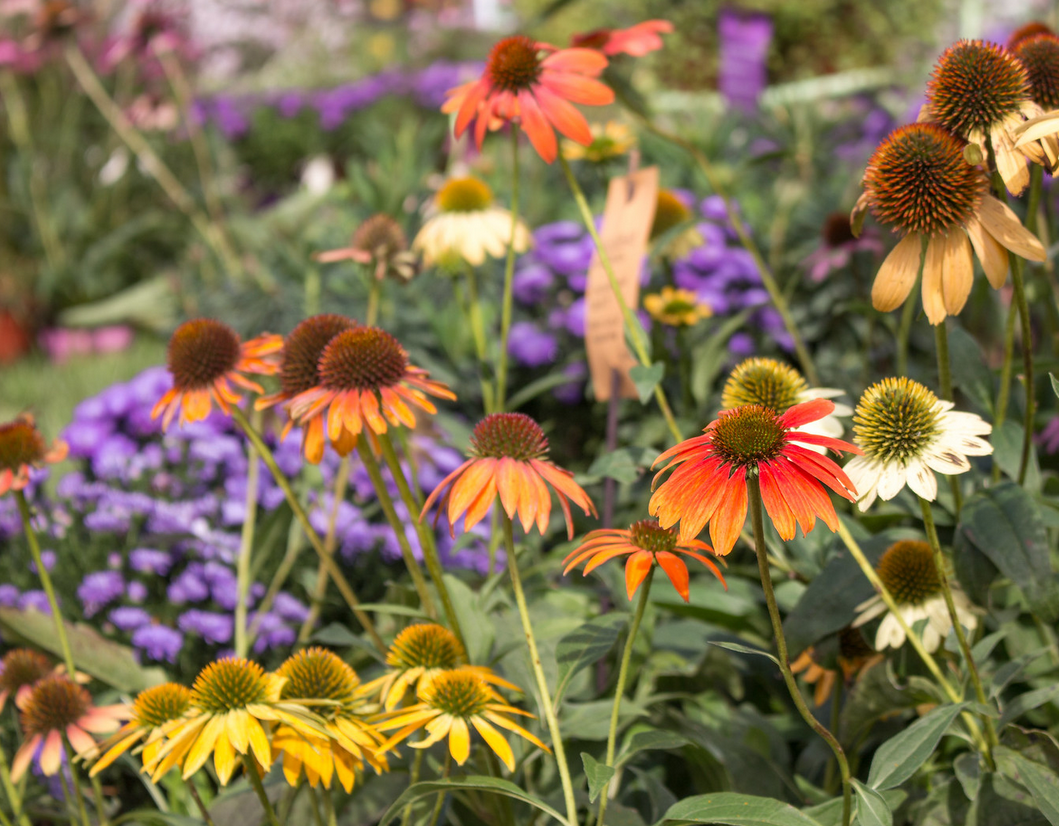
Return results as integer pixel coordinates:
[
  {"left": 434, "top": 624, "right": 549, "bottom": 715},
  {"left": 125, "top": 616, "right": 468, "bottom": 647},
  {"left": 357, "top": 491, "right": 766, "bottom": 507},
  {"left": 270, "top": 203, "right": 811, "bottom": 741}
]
[{"left": 193, "top": 61, "right": 483, "bottom": 139}]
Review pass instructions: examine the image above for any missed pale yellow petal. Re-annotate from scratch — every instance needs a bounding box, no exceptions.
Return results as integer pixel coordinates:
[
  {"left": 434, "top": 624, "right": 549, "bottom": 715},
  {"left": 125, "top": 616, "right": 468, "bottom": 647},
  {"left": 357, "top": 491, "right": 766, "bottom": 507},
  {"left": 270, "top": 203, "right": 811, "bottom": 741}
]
[
  {"left": 920, "top": 236, "right": 947, "bottom": 325},
  {"left": 978, "top": 195, "right": 1046, "bottom": 261},
  {"left": 871, "top": 233, "right": 922, "bottom": 313},
  {"left": 965, "top": 217, "right": 1009, "bottom": 288},
  {"left": 1014, "top": 110, "right": 1059, "bottom": 146},
  {"left": 940, "top": 229, "right": 974, "bottom": 316}
]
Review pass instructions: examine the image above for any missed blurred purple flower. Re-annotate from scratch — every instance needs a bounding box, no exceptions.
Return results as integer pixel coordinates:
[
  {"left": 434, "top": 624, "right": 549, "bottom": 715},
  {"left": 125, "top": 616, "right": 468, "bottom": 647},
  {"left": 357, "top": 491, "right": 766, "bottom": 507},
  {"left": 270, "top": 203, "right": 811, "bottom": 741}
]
[
  {"left": 109, "top": 606, "right": 151, "bottom": 632},
  {"left": 132, "top": 625, "right": 183, "bottom": 663},
  {"left": 508, "top": 323, "right": 559, "bottom": 368},
  {"left": 178, "top": 610, "right": 233, "bottom": 644},
  {"left": 19, "top": 591, "right": 53, "bottom": 615},
  {"left": 130, "top": 548, "right": 173, "bottom": 576},
  {"left": 718, "top": 10, "right": 773, "bottom": 111},
  {"left": 78, "top": 571, "right": 125, "bottom": 617}
]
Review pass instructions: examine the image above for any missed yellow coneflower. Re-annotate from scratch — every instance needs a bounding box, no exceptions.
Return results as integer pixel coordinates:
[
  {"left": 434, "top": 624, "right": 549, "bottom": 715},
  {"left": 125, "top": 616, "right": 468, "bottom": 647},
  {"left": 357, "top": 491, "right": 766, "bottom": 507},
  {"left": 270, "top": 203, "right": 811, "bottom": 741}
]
[
  {"left": 84, "top": 683, "right": 192, "bottom": 775},
  {"left": 562, "top": 121, "right": 636, "bottom": 163},
  {"left": 376, "top": 667, "right": 547, "bottom": 772},
  {"left": 144, "top": 658, "right": 324, "bottom": 785},
  {"left": 413, "top": 177, "right": 531, "bottom": 269},
  {"left": 0, "top": 415, "right": 68, "bottom": 497},
  {"left": 271, "top": 648, "right": 387, "bottom": 792},
  {"left": 650, "top": 190, "right": 703, "bottom": 260},
  {"left": 643, "top": 286, "right": 712, "bottom": 327}
]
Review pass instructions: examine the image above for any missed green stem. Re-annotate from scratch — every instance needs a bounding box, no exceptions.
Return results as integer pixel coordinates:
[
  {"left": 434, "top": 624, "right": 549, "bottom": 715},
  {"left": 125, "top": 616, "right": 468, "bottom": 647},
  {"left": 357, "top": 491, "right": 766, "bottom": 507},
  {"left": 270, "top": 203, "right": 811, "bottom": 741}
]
[
  {"left": 298, "top": 455, "right": 352, "bottom": 644},
  {"left": 496, "top": 126, "right": 522, "bottom": 411},
  {"left": 367, "top": 277, "right": 382, "bottom": 327},
  {"left": 633, "top": 115, "right": 819, "bottom": 385},
  {"left": 427, "top": 752, "right": 452, "bottom": 826},
  {"left": 918, "top": 497, "right": 998, "bottom": 763},
  {"left": 557, "top": 153, "right": 683, "bottom": 444},
  {"left": 464, "top": 262, "right": 496, "bottom": 412},
  {"left": 185, "top": 778, "right": 216, "bottom": 826},
  {"left": 61, "top": 738, "right": 92, "bottom": 826},
  {"left": 243, "top": 755, "right": 281, "bottom": 826},
  {"left": 502, "top": 516, "right": 577, "bottom": 826},
  {"left": 15, "top": 492, "right": 76, "bottom": 678},
  {"left": 356, "top": 440, "right": 438, "bottom": 620},
  {"left": 746, "top": 478, "right": 850, "bottom": 826},
  {"left": 322, "top": 785, "right": 337, "bottom": 826},
  {"left": 400, "top": 749, "right": 425, "bottom": 826},
  {"left": 933, "top": 323, "right": 963, "bottom": 517},
  {"left": 229, "top": 406, "right": 385, "bottom": 654},
  {"left": 0, "top": 745, "right": 27, "bottom": 826},
  {"left": 595, "top": 569, "right": 654, "bottom": 826},
  {"left": 823, "top": 677, "right": 843, "bottom": 795},
  {"left": 90, "top": 774, "right": 111, "bottom": 826},
  {"left": 994, "top": 299, "right": 1018, "bottom": 483},
  {"left": 234, "top": 410, "right": 262, "bottom": 658},
  {"left": 378, "top": 433, "right": 465, "bottom": 650},
  {"left": 248, "top": 512, "right": 305, "bottom": 647},
  {"left": 308, "top": 785, "right": 325, "bottom": 826},
  {"left": 1010, "top": 252, "right": 1035, "bottom": 485}
]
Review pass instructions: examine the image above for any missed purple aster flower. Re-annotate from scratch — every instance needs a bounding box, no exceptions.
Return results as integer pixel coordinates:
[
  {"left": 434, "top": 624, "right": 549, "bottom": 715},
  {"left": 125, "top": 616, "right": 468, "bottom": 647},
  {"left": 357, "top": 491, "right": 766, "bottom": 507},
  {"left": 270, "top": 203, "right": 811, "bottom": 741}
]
[
  {"left": 109, "top": 606, "right": 151, "bottom": 631},
  {"left": 83, "top": 509, "right": 131, "bottom": 534},
  {"left": 0, "top": 585, "right": 20, "bottom": 607},
  {"left": 210, "top": 96, "right": 250, "bottom": 139},
  {"left": 78, "top": 571, "right": 125, "bottom": 617},
  {"left": 30, "top": 550, "right": 56, "bottom": 573},
  {"left": 19, "top": 591, "right": 53, "bottom": 614},
  {"left": 126, "top": 581, "right": 148, "bottom": 603},
  {"left": 554, "top": 362, "right": 587, "bottom": 405},
  {"left": 272, "top": 592, "right": 310, "bottom": 624},
  {"left": 250, "top": 612, "right": 296, "bottom": 654},
  {"left": 718, "top": 9, "right": 773, "bottom": 111},
  {"left": 729, "top": 332, "right": 756, "bottom": 357},
  {"left": 132, "top": 625, "right": 183, "bottom": 663},
  {"left": 178, "top": 610, "right": 233, "bottom": 644},
  {"left": 508, "top": 323, "right": 559, "bottom": 368},
  {"left": 130, "top": 548, "right": 173, "bottom": 576},
  {"left": 168, "top": 565, "right": 209, "bottom": 604},
  {"left": 513, "top": 263, "right": 556, "bottom": 305},
  {"left": 62, "top": 420, "right": 115, "bottom": 459}
]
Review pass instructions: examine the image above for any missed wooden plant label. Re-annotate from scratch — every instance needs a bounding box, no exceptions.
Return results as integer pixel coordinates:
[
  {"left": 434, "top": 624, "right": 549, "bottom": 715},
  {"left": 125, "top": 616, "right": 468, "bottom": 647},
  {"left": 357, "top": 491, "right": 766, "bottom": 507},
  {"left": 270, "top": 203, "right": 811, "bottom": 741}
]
[{"left": 584, "top": 166, "right": 659, "bottom": 400}]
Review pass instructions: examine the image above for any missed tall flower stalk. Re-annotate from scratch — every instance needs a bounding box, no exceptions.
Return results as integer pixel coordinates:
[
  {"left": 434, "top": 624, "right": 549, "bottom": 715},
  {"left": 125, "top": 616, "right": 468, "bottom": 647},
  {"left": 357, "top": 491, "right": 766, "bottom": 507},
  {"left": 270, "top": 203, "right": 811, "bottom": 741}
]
[{"left": 496, "top": 127, "right": 521, "bottom": 411}]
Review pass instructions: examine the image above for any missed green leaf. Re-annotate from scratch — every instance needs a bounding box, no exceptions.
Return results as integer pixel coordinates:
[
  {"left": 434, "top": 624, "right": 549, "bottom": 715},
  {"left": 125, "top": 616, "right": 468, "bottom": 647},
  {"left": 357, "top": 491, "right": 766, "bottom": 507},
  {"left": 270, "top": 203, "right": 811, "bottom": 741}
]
[
  {"left": 443, "top": 574, "right": 495, "bottom": 666},
  {"left": 957, "top": 483, "right": 1059, "bottom": 622},
  {"left": 690, "top": 310, "right": 753, "bottom": 405},
  {"left": 111, "top": 812, "right": 203, "bottom": 826},
  {"left": 659, "top": 792, "right": 824, "bottom": 825},
  {"left": 954, "top": 752, "right": 982, "bottom": 802},
  {"left": 378, "top": 777, "right": 567, "bottom": 826},
  {"left": 804, "top": 791, "right": 906, "bottom": 826},
  {"left": 991, "top": 422, "right": 1041, "bottom": 492},
  {"left": 852, "top": 780, "right": 893, "bottom": 826},
  {"left": 554, "top": 613, "right": 627, "bottom": 704},
  {"left": 582, "top": 752, "right": 616, "bottom": 803},
  {"left": 0, "top": 608, "right": 165, "bottom": 693},
  {"left": 949, "top": 327, "right": 994, "bottom": 415},
  {"left": 1051, "top": 373, "right": 1059, "bottom": 399},
  {"left": 617, "top": 729, "right": 690, "bottom": 768},
  {"left": 707, "top": 640, "right": 779, "bottom": 666},
  {"left": 588, "top": 448, "right": 648, "bottom": 484},
  {"left": 999, "top": 684, "right": 1059, "bottom": 728},
  {"left": 995, "top": 747, "right": 1059, "bottom": 825},
  {"left": 867, "top": 703, "right": 966, "bottom": 790},
  {"left": 630, "top": 362, "right": 666, "bottom": 404}
]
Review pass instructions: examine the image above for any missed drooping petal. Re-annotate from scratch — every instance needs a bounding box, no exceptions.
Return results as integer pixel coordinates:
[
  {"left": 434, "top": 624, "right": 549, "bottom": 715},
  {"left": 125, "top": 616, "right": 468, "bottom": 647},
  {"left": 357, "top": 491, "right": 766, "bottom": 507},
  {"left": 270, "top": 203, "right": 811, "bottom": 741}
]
[
  {"left": 964, "top": 217, "right": 1009, "bottom": 289},
  {"left": 707, "top": 467, "right": 747, "bottom": 555},
  {"left": 517, "top": 90, "right": 558, "bottom": 163},
  {"left": 654, "top": 551, "right": 690, "bottom": 601},
  {"left": 758, "top": 464, "right": 798, "bottom": 540},
  {"left": 624, "top": 550, "right": 654, "bottom": 600},
  {"left": 978, "top": 195, "right": 1046, "bottom": 261},
  {"left": 533, "top": 84, "right": 594, "bottom": 145},
  {"left": 920, "top": 235, "right": 947, "bottom": 325},
  {"left": 871, "top": 233, "right": 922, "bottom": 313}
]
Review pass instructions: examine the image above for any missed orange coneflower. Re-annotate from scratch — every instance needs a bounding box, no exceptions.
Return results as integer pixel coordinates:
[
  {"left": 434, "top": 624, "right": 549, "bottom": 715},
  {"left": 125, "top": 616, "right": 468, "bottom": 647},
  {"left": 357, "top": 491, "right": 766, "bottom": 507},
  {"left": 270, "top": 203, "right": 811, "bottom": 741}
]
[
  {"left": 442, "top": 35, "right": 614, "bottom": 163},
  {"left": 854, "top": 123, "right": 1045, "bottom": 324},
  {"left": 649, "top": 400, "right": 860, "bottom": 557},
  {"left": 287, "top": 327, "right": 455, "bottom": 461},
  {"left": 255, "top": 314, "right": 358, "bottom": 464},
  {"left": 420, "top": 412, "right": 596, "bottom": 539},
  {"left": 571, "top": 20, "right": 673, "bottom": 57},
  {"left": 0, "top": 415, "right": 67, "bottom": 497},
  {"left": 562, "top": 519, "right": 726, "bottom": 602},
  {"left": 152, "top": 319, "right": 282, "bottom": 430},
  {"left": 11, "top": 675, "right": 127, "bottom": 782}
]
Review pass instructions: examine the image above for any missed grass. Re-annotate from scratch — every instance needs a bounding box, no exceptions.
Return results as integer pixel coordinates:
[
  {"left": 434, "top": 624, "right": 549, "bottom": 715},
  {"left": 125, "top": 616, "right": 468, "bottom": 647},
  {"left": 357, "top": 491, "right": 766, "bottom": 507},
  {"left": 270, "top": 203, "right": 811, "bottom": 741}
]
[{"left": 1, "top": 337, "right": 167, "bottom": 439}]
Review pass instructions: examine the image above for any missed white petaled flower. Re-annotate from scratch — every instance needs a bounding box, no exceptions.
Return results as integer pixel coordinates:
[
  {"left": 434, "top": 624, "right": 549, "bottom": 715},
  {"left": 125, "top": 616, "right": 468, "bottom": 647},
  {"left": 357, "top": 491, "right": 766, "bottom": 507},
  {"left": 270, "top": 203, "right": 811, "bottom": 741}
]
[
  {"left": 853, "top": 540, "right": 977, "bottom": 652},
  {"left": 720, "top": 357, "right": 852, "bottom": 452},
  {"left": 413, "top": 176, "right": 530, "bottom": 268},
  {"left": 843, "top": 377, "right": 992, "bottom": 511}
]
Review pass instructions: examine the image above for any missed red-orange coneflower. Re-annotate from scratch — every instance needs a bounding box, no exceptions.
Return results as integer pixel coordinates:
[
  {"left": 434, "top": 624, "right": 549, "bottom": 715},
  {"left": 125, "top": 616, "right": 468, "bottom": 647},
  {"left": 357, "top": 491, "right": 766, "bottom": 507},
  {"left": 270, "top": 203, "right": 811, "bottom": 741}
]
[
  {"left": 562, "top": 519, "right": 725, "bottom": 602},
  {"left": 288, "top": 327, "right": 455, "bottom": 460},
  {"left": 571, "top": 20, "right": 673, "bottom": 57},
  {"left": 0, "top": 415, "right": 67, "bottom": 496},
  {"left": 649, "top": 400, "right": 860, "bottom": 556},
  {"left": 1008, "top": 21, "right": 1055, "bottom": 51},
  {"left": 255, "top": 314, "right": 358, "bottom": 464},
  {"left": 152, "top": 319, "right": 282, "bottom": 430},
  {"left": 442, "top": 35, "right": 614, "bottom": 163},
  {"left": 421, "top": 412, "right": 596, "bottom": 538}
]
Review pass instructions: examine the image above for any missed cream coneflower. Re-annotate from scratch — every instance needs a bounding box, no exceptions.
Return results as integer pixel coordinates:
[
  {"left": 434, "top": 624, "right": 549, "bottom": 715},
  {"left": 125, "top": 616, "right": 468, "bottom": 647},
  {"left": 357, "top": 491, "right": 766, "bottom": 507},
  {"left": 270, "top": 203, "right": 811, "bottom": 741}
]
[
  {"left": 255, "top": 314, "right": 359, "bottom": 464},
  {"left": 924, "top": 39, "right": 1056, "bottom": 195},
  {"left": 316, "top": 214, "right": 418, "bottom": 283},
  {"left": 84, "top": 683, "right": 192, "bottom": 775},
  {"left": 144, "top": 658, "right": 324, "bottom": 785},
  {"left": 288, "top": 327, "right": 455, "bottom": 459},
  {"left": 272, "top": 648, "right": 386, "bottom": 792},
  {"left": 721, "top": 357, "right": 851, "bottom": 448},
  {"left": 643, "top": 286, "right": 712, "bottom": 327},
  {"left": 561, "top": 121, "right": 636, "bottom": 163},
  {"left": 375, "top": 667, "right": 547, "bottom": 772},
  {"left": 152, "top": 320, "right": 283, "bottom": 430},
  {"left": 413, "top": 177, "right": 530, "bottom": 268},
  {"left": 0, "top": 415, "right": 68, "bottom": 496},
  {"left": 853, "top": 540, "right": 977, "bottom": 652},
  {"left": 0, "top": 649, "right": 55, "bottom": 712},
  {"left": 650, "top": 190, "right": 703, "bottom": 260},
  {"left": 853, "top": 123, "right": 1045, "bottom": 324},
  {"left": 843, "top": 378, "right": 992, "bottom": 511},
  {"left": 11, "top": 675, "right": 127, "bottom": 782},
  {"left": 421, "top": 413, "right": 597, "bottom": 539}
]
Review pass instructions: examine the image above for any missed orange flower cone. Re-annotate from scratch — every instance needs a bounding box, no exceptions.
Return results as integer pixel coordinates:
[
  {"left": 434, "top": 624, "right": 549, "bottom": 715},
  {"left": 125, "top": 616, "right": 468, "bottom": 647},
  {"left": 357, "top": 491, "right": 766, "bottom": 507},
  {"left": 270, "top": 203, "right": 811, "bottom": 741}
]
[
  {"left": 420, "top": 412, "right": 596, "bottom": 539},
  {"left": 0, "top": 415, "right": 67, "bottom": 496},
  {"left": 649, "top": 400, "right": 860, "bottom": 556},
  {"left": 442, "top": 35, "right": 614, "bottom": 163}
]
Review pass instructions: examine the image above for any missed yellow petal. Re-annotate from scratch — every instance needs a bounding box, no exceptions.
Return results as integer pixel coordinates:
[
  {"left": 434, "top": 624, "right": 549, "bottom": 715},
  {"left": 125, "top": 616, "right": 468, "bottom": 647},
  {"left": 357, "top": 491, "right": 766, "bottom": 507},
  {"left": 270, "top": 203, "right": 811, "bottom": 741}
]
[
  {"left": 965, "top": 217, "right": 1009, "bottom": 289},
  {"left": 282, "top": 747, "right": 304, "bottom": 787},
  {"left": 920, "top": 235, "right": 947, "bottom": 325},
  {"left": 90, "top": 730, "right": 145, "bottom": 776},
  {"left": 225, "top": 709, "right": 250, "bottom": 755},
  {"left": 213, "top": 732, "right": 238, "bottom": 786},
  {"left": 978, "top": 195, "right": 1046, "bottom": 261},
  {"left": 448, "top": 717, "right": 471, "bottom": 766},
  {"left": 182, "top": 715, "right": 226, "bottom": 780},
  {"left": 871, "top": 234, "right": 922, "bottom": 313},
  {"left": 246, "top": 716, "right": 272, "bottom": 771},
  {"left": 471, "top": 716, "right": 515, "bottom": 772},
  {"left": 940, "top": 229, "right": 974, "bottom": 317},
  {"left": 333, "top": 748, "right": 358, "bottom": 793},
  {"left": 1014, "top": 110, "right": 1059, "bottom": 145},
  {"left": 993, "top": 130, "right": 1029, "bottom": 195}
]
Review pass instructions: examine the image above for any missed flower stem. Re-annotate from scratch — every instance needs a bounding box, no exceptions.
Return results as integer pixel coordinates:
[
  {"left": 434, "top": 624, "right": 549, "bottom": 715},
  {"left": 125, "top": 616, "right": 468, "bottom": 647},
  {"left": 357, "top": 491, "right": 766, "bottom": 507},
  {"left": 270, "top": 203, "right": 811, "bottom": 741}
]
[
  {"left": 993, "top": 299, "right": 1018, "bottom": 483},
  {"left": 15, "top": 491, "right": 76, "bottom": 678},
  {"left": 367, "top": 277, "right": 382, "bottom": 327},
  {"left": 356, "top": 440, "right": 439, "bottom": 620},
  {"left": 61, "top": 738, "right": 92, "bottom": 826},
  {"left": 632, "top": 115, "right": 819, "bottom": 386},
  {"left": 464, "top": 262, "right": 496, "bottom": 412},
  {"left": 184, "top": 777, "right": 217, "bottom": 826},
  {"left": 501, "top": 516, "right": 577, "bottom": 826},
  {"left": 400, "top": 748, "right": 425, "bottom": 826},
  {"left": 918, "top": 497, "right": 998, "bottom": 760},
  {"left": 1009, "top": 252, "right": 1035, "bottom": 485},
  {"left": 933, "top": 322, "right": 963, "bottom": 517},
  {"left": 90, "top": 775, "right": 112, "bottom": 826},
  {"left": 495, "top": 126, "right": 522, "bottom": 411},
  {"left": 595, "top": 568, "right": 654, "bottom": 826},
  {"left": 243, "top": 755, "right": 281, "bottom": 826},
  {"left": 234, "top": 409, "right": 263, "bottom": 658},
  {"left": 895, "top": 262, "right": 922, "bottom": 378},
  {"left": 0, "top": 744, "right": 29, "bottom": 826},
  {"left": 746, "top": 478, "right": 850, "bottom": 826},
  {"left": 378, "top": 433, "right": 465, "bottom": 650},
  {"left": 427, "top": 752, "right": 452, "bottom": 826},
  {"left": 229, "top": 406, "right": 385, "bottom": 654},
  {"left": 557, "top": 154, "right": 682, "bottom": 444},
  {"left": 249, "top": 511, "right": 305, "bottom": 647},
  {"left": 298, "top": 455, "right": 352, "bottom": 644}
]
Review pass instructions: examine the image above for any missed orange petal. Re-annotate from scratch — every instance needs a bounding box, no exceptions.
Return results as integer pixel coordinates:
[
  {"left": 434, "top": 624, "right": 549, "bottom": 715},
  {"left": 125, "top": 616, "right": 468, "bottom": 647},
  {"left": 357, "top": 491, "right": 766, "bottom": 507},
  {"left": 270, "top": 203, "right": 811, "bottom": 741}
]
[
  {"left": 654, "top": 551, "right": 690, "bottom": 601},
  {"left": 779, "top": 399, "right": 834, "bottom": 430},
  {"left": 540, "top": 48, "right": 608, "bottom": 74},
  {"left": 539, "top": 70, "right": 615, "bottom": 105},
  {"left": 758, "top": 464, "right": 797, "bottom": 540},
  {"left": 624, "top": 551, "right": 654, "bottom": 600},
  {"left": 517, "top": 90, "right": 558, "bottom": 163},
  {"left": 533, "top": 85, "right": 594, "bottom": 145},
  {"left": 708, "top": 468, "right": 747, "bottom": 555},
  {"left": 447, "top": 459, "right": 497, "bottom": 526}
]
